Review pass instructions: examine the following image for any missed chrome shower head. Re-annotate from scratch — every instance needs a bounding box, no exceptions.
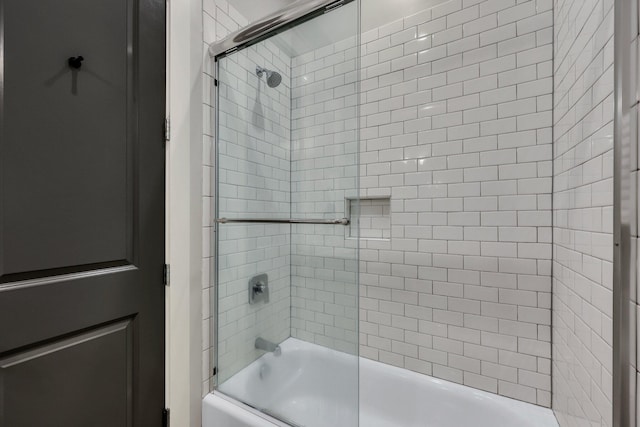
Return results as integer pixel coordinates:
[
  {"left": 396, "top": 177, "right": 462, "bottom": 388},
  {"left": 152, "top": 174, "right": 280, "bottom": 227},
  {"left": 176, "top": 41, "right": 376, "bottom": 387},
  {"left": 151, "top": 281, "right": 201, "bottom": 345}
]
[{"left": 256, "top": 66, "right": 282, "bottom": 88}]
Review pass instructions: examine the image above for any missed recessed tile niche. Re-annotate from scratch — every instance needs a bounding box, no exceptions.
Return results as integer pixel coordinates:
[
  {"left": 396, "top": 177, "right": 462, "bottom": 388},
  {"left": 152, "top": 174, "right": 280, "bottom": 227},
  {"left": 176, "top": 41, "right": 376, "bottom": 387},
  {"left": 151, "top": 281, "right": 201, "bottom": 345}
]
[{"left": 348, "top": 197, "right": 390, "bottom": 240}]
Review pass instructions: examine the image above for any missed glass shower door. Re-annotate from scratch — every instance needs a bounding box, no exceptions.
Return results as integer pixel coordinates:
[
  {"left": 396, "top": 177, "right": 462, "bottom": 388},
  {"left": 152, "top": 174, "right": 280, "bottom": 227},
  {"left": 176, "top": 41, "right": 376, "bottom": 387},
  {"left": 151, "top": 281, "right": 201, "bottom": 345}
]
[{"left": 213, "top": 2, "right": 359, "bottom": 426}]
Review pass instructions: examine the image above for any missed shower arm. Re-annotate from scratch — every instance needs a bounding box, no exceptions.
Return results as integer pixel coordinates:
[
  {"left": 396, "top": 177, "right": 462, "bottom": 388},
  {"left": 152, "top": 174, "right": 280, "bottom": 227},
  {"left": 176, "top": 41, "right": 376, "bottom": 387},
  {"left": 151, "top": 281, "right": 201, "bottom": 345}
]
[{"left": 215, "top": 217, "right": 350, "bottom": 226}]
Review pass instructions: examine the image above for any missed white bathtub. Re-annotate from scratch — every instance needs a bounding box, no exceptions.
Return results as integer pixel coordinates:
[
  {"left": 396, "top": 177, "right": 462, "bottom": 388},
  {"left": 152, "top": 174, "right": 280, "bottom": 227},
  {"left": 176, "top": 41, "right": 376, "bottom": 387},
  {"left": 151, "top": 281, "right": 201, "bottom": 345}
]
[{"left": 203, "top": 338, "right": 559, "bottom": 427}]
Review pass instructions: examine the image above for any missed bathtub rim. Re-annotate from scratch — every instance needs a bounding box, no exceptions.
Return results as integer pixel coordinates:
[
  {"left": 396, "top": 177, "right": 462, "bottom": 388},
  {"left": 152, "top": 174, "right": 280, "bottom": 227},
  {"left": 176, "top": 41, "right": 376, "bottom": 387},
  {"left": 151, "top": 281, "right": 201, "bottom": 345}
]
[{"left": 207, "top": 390, "right": 291, "bottom": 427}]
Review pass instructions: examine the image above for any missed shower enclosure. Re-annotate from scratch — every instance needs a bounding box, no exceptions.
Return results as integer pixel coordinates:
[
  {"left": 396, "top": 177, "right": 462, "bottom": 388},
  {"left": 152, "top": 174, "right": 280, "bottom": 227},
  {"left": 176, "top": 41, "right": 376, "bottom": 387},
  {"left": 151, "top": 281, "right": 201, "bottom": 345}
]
[
  {"left": 206, "top": 0, "right": 568, "bottom": 425},
  {"left": 211, "top": 1, "right": 360, "bottom": 426}
]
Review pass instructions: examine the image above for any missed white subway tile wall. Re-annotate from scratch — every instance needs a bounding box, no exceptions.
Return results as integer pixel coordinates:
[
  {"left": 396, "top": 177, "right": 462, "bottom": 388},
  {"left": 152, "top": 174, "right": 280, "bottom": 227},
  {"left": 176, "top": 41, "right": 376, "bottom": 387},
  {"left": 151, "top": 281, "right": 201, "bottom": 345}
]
[
  {"left": 289, "top": 32, "right": 360, "bottom": 354},
  {"left": 552, "top": 0, "right": 614, "bottom": 426},
  {"left": 215, "top": 41, "right": 293, "bottom": 385},
  {"left": 201, "top": 1, "right": 625, "bottom": 418},
  {"left": 202, "top": 0, "right": 278, "bottom": 395},
  {"left": 287, "top": 0, "right": 554, "bottom": 406},
  {"left": 203, "top": 0, "right": 361, "bottom": 392},
  {"left": 202, "top": 0, "right": 254, "bottom": 395},
  {"left": 361, "top": 0, "right": 554, "bottom": 406}
]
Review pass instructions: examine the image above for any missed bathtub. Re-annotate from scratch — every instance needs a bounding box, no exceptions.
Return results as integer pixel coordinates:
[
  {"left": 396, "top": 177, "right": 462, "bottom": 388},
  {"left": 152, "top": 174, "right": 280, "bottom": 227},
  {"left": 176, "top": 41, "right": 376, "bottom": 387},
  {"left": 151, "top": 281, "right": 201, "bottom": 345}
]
[{"left": 203, "top": 338, "right": 559, "bottom": 427}]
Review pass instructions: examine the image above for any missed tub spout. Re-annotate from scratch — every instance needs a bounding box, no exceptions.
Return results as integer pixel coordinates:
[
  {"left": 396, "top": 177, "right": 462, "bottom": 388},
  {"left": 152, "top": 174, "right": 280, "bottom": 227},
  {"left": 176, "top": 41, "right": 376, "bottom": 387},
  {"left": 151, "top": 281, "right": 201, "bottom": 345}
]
[{"left": 255, "top": 337, "right": 281, "bottom": 356}]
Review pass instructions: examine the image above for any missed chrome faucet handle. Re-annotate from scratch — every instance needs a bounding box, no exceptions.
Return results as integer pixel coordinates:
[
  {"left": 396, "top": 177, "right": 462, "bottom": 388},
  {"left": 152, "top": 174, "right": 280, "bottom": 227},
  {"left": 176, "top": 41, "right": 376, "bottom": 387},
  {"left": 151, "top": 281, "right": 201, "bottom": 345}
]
[{"left": 253, "top": 281, "right": 266, "bottom": 294}]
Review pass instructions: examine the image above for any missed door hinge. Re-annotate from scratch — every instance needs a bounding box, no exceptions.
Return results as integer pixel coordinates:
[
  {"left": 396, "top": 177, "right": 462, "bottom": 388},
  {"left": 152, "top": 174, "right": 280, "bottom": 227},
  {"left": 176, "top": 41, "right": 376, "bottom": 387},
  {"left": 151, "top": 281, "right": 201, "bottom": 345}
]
[
  {"left": 162, "top": 408, "right": 170, "bottom": 427},
  {"left": 164, "top": 117, "right": 171, "bottom": 142},
  {"left": 163, "top": 264, "right": 170, "bottom": 286}
]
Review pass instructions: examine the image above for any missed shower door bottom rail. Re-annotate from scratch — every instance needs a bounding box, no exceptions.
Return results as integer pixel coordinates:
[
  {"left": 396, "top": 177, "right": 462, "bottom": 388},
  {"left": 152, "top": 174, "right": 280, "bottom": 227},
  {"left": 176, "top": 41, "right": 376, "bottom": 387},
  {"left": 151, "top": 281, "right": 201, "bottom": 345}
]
[{"left": 215, "top": 217, "right": 350, "bottom": 225}]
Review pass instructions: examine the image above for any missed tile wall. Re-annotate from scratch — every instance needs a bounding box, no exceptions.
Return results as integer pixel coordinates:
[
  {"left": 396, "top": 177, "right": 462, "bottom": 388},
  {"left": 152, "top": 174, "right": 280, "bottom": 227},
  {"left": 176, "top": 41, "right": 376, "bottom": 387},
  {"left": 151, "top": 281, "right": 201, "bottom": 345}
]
[
  {"left": 203, "top": 0, "right": 274, "bottom": 393},
  {"left": 289, "top": 33, "right": 360, "bottom": 354},
  {"left": 202, "top": 0, "right": 630, "bottom": 418},
  {"left": 291, "top": 0, "right": 555, "bottom": 406},
  {"left": 214, "top": 40, "right": 293, "bottom": 385},
  {"left": 202, "top": 0, "right": 238, "bottom": 397},
  {"left": 551, "top": 0, "right": 614, "bottom": 425}
]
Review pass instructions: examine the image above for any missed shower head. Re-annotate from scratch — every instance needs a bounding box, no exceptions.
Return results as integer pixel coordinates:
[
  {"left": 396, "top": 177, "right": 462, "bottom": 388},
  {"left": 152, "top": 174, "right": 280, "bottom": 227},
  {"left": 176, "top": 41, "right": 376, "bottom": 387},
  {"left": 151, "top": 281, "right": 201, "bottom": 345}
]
[{"left": 256, "top": 66, "right": 282, "bottom": 88}]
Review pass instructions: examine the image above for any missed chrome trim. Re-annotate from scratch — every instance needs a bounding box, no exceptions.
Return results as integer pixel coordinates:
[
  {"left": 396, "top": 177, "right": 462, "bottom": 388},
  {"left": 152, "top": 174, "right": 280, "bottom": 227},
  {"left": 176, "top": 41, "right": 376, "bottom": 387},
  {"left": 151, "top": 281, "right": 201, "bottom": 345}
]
[
  {"left": 208, "top": 0, "right": 347, "bottom": 58},
  {"left": 211, "top": 56, "right": 220, "bottom": 392},
  {"left": 613, "top": 0, "right": 634, "bottom": 426},
  {"left": 254, "top": 337, "right": 281, "bottom": 355},
  {"left": 215, "top": 217, "right": 350, "bottom": 226}
]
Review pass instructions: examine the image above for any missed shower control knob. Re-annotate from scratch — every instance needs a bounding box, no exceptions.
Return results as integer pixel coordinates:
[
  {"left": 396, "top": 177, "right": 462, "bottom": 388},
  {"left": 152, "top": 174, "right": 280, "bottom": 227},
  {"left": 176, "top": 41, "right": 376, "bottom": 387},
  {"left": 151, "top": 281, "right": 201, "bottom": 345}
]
[
  {"left": 253, "top": 282, "right": 266, "bottom": 294},
  {"left": 249, "top": 274, "right": 269, "bottom": 304}
]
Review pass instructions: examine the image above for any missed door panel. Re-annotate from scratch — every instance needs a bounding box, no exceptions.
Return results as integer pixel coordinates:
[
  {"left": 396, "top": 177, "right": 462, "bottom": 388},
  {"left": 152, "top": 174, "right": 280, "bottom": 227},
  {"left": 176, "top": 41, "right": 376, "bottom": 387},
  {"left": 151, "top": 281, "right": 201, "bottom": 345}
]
[
  {"left": 0, "top": 0, "right": 166, "bottom": 425},
  {"left": 1, "top": 320, "right": 133, "bottom": 427},
  {"left": 1, "top": 0, "right": 134, "bottom": 278}
]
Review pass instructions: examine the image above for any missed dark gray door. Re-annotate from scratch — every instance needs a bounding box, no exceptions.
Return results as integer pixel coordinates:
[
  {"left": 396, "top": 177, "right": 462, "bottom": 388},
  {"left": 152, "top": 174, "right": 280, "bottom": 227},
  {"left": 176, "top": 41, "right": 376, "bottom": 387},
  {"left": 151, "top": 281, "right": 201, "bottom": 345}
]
[{"left": 0, "top": 0, "right": 166, "bottom": 425}]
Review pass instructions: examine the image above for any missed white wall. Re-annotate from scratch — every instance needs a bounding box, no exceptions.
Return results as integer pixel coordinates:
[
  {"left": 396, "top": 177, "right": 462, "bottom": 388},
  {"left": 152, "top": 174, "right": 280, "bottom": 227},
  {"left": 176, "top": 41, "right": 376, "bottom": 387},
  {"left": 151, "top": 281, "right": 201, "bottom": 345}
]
[
  {"left": 167, "top": 0, "right": 204, "bottom": 425},
  {"left": 552, "top": 0, "right": 614, "bottom": 425}
]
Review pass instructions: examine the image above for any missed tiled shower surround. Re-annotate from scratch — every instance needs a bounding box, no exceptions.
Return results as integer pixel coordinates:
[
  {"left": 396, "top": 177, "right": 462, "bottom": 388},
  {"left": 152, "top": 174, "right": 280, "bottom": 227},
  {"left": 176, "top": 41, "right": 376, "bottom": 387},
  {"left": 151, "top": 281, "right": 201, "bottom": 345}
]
[
  {"left": 202, "top": 0, "right": 623, "bottom": 420},
  {"left": 206, "top": 0, "right": 557, "bottom": 406},
  {"left": 552, "top": 0, "right": 614, "bottom": 425},
  {"left": 290, "top": 0, "right": 554, "bottom": 405}
]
